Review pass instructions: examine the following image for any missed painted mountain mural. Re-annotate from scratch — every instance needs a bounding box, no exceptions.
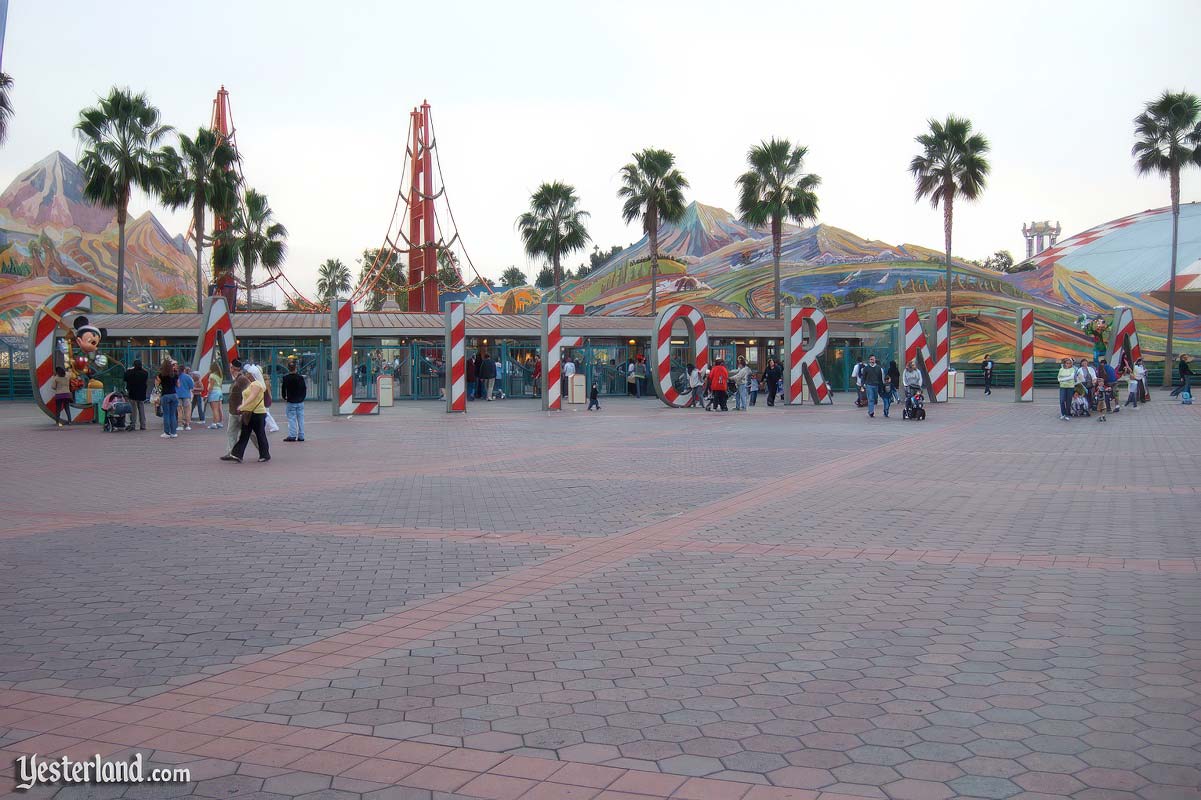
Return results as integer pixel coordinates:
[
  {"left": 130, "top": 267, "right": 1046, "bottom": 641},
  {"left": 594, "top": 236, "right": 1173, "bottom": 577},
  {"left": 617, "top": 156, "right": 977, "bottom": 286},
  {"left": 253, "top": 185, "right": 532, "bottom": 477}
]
[
  {"left": 0, "top": 152, "right": 196, "bottom": 335},
  {"left": 526, "top": 201, "right": 1201, "bottom": 362}
]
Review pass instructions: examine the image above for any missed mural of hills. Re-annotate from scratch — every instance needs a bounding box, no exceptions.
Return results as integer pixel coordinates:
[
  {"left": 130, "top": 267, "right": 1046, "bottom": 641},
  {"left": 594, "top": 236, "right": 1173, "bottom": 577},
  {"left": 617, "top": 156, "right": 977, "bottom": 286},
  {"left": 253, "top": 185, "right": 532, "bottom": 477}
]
[
  {"left": 0, "top": 151, "right": 196, "bottom": 335},
  {"left": 556, "top": 201, "right": 1200, "bottom": 361}
]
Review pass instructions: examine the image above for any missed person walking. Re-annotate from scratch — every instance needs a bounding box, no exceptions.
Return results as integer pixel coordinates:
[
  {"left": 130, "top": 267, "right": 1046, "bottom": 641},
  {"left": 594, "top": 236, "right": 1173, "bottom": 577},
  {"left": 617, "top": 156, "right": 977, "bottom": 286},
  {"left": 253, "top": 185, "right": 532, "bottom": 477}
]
[
  {"left": 176, "top": 365, "right": 194, "bottom": 432},
  {"left": 158, "top": 360, "right": 179, "bottom": 438},
  {"left": 587, "top": 381, "right": 600, "bottom": 411},
  {"left": 281, "top": 360, "right": 307, "bottom": 442},
  {"left": 50, "top": 366, "right": 72, "bottom": 427},
  {"left": 1170, "top": 354, "right": 1193, "bottom": 397},
  {"left": 709, "top": 358, "right": 730, "bottom": 411},
  {"left": 733, "top": 356, "right": 751, "bottom": 411},
  {"left": 1123, "top": 367, "right": 1140, "bottom": 409},
  {"left": 1057, "top": 357, "right": 1077, "bottom": 420},
  {"left": 887, "top": 360, "right": 901, "bottom": 400},
  {"left": 123, "top": 359, "right": 149, "bottom": 430},
  {"left": 224, "top": 360, "right": 257, "bottom": 457},
  {"left": 748, "top": 373, "right": 760, "bottom": 407},
  {"left": 981, "top": 354, "right": 995, "bottom": 395},
  {"left": 479, "top": 351, "right": 497, "bottom": 401},
  {"left": 763, "top": 358, "right": 782, "bottom": 407},
  {"left": 205, "top": 363, "right": 225, "bottom": 429},
  {"left": 223, "top": 363, "right": 270, "bottom": 463},
  {"left": 531, "top": 356, "right": 542, "bottom": 398},
  {"left": 860, "top": 355, "right": 886, "bottom": 418}
]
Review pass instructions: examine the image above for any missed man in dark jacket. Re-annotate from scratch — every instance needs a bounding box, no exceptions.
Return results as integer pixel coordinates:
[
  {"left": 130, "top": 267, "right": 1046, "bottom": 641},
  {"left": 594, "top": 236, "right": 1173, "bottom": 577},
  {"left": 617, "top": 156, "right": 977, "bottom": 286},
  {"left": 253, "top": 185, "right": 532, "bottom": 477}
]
[
  {"left": 478, "top": 352, "right": 498, "bottom": 401},
  {"left": 123, "top": 359, "right": 149, "bottom": 430},
  {"left": 281, "top": 360, "right": 307, "bottom": 442},
  {"left": 860, "top": 355, "right": 886, "bottom": 418},
  {"left": 981, "top": 354, "right": 994, "bottom": 395},
  {"left": 1171, "top": 354, "right": 1193, "bottom": 397}
]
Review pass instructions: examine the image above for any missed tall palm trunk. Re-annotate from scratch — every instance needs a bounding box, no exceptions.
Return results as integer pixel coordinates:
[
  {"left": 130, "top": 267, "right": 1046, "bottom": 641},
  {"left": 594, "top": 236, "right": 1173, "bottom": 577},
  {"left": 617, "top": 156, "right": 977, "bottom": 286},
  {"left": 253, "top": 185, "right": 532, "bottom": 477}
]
[
  {"left": 1164, "top": 167, "right": 1180, "bottom": 387},
  {"left": 942, "top": 187, "right": 954, "bottom": 363},
  {"left": 193, "top": 195, "right": 205, "bottom": 312},
  {"left": 648, "top": 203, "right": 659, "bottom": 315},
  {"left": 772, "top": 215, "right": 782, "bottom": 319},
  {"left": 245, "top": 264, "right": 253, "bottom": 312},
  {"left": 116, "top": 205, "right": 127, "bottom": 314},
  {"left": 552, "top": 250, "right": 561, "bottom": 303}
]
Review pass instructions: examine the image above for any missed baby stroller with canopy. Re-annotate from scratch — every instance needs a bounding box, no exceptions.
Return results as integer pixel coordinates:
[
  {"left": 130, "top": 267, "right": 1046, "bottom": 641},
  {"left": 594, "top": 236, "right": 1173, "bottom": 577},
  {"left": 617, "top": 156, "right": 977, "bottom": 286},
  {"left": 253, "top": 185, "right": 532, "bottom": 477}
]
[
  {"left": 102, "top": 390, "right": 134, "bottom": 432},
  {"left": 902, "top": 387, "right": 926, "bottom": 420}
]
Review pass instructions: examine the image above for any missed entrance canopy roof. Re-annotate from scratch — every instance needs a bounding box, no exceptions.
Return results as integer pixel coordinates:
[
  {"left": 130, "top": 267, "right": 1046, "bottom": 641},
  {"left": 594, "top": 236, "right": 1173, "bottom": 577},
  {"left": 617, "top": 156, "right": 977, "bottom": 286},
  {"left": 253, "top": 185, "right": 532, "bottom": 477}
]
[{"left": 90, "top": 311, "right": 872, "bottom": 340}]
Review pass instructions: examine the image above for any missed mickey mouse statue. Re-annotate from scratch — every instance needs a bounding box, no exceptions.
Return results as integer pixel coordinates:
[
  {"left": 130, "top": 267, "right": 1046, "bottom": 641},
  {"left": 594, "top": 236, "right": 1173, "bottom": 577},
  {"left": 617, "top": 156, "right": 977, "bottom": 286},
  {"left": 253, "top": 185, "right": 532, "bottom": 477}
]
[{"left": 67, "top": 315, "right": 108, "bottom": 395}]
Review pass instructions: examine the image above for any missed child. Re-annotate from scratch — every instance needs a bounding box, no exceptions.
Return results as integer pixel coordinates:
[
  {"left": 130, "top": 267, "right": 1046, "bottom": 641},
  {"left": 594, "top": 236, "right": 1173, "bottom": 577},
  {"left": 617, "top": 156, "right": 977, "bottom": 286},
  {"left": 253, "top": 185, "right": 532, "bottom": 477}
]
[
  {"left": 1094, "top": 376, "right": 1111, "bottom": 421},
  {"left": 1123, "top": 368, "right": 1139, "bottom": 408},
  {"left": 587, "top": 382, "right": 600, "bottom": 411},
  {"left": 1071, "top": 387, "right": 1091, "bottom": 417},
  {"left": 748, "top": 374, "right": 760, "bottom": 407}
]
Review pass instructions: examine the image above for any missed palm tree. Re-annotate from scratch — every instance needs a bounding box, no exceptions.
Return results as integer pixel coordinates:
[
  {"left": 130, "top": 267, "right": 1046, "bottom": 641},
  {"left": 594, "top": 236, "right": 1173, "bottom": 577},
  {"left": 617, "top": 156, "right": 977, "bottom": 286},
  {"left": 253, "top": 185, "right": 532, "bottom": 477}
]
[
  {"left": 0, "top": 73, "right": 14, "bottom": 146},
  {"left": 909, "top": 115, "right": 991, "bottom": 343},
  {"left": 316, "top": 258, "right": 352, "bottom": 301},
  {"left": 75, "top": 88, "right": 173, "bottom": 313},
  {"left": 162, "top": 128, "right": 241, "bottom": 311},
  {"left": 618, "top": 149, "right": 688, "bottom": 314},
  {"left": 214, "top": 188, "right": 287, "bottom": 311},
  {"left": 736, "top": 138, "right": 821, "bottom": 318},
  {"left": 516, "top": 181, "right": 590, "bottom": 302},
  {"left": 1132, "top": 91, "right": 1201, "bottom": 385}
]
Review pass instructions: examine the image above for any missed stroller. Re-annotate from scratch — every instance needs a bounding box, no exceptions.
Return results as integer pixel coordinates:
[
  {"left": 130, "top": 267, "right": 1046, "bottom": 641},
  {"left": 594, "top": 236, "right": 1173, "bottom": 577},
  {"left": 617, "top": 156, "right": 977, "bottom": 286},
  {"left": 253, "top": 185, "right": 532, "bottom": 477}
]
[
  {"left": 102, "top": 390, "right": 134, "bottom": 432},
  {"left": 1070, "top": 390, "right": 1091, "bottom": 417},
  {"left": 854, "top": 384, "right": 868, "bottom": 407},
  {"left": 901, "top": 387, "right": 926, "bottom": 420}
]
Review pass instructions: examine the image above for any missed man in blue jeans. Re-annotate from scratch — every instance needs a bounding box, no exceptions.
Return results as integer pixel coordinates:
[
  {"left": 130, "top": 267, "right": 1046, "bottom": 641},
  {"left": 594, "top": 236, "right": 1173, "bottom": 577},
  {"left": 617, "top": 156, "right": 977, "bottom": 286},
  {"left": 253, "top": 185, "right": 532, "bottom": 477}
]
[
  {"left": 281, "top": 360, "right": 307, "bottom": 442},
  {"left": 860, "top": 355, "right": 887, "bottom": 418}
]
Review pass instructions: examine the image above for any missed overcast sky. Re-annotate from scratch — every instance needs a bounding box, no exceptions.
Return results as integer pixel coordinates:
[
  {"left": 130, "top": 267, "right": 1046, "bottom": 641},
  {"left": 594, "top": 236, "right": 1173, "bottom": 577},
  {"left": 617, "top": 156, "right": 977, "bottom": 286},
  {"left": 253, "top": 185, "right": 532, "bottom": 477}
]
[{"left": 3, "top": 0, "right": 1200, "bottom": 301}]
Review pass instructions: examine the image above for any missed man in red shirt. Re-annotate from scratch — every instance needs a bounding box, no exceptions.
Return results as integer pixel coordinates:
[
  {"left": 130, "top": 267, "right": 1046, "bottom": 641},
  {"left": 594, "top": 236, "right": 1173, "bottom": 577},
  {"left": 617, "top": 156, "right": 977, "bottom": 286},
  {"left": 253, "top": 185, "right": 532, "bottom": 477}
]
[{"left": 709, "top": 358, "right": 730, "bottom": 412}]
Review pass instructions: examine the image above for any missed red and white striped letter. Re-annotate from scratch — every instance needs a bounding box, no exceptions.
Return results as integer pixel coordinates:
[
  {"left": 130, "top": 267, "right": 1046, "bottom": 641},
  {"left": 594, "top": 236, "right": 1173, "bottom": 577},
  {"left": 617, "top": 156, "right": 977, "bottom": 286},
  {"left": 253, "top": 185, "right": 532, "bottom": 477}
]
[
  {"left": 192, "top": 296, "right": 238, "bottom": 376},
  {"left": 330, "top": 299, "right": 378, "bottom": 416},
  {"left": 445, "top": 301, "right": 466, "bottom": 413},
  {"left": 29, "top": 292, "right": 95, "bottom": 423},
  {"left": 653, "top": 303, "right": 708, "bottom": 408},
  {"left": 1106, "top": 306, "right": 1143, "bottom": 367},
  {"left": 1015, "top": 307, "right": 1034, "bottom": 402},
  {"left": 899, "top": 306, "right": 949, "bottom": 403},
  {"left": 541, "top": 303, "right": 583, "bottom": 411},
  {"left": 784, "top": 306, "right": 831, "bottom": 405}
]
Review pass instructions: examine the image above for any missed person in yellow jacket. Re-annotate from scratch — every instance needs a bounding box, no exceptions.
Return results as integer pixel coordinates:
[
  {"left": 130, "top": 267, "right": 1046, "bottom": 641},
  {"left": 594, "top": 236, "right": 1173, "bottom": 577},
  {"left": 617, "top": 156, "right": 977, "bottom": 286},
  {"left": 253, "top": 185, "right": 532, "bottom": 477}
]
[
  {"left": 224, "top": 365, "right": 271, "bottom": 463},
  {"left": 1057, "top": 357, "right": 1077, "bottom": 421}
]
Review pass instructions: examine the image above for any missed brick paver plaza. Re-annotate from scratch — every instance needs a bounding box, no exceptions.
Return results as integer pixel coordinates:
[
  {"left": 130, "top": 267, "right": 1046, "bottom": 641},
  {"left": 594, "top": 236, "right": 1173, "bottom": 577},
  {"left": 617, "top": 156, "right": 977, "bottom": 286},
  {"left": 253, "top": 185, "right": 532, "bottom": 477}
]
[{"left": 1, "top": 394, "right": 1198, "bottom": 800}]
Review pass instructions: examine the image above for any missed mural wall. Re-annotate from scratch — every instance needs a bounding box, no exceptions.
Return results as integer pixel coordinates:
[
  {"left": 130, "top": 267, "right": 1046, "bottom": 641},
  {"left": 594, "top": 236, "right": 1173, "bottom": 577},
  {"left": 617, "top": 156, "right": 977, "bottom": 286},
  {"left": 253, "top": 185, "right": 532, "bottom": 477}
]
[
  {"left": 468, "top": 201, "right": 1201, "bottom": 362},
  {"left": 0, "top": 152, "right": 196, "bottom": 335}
]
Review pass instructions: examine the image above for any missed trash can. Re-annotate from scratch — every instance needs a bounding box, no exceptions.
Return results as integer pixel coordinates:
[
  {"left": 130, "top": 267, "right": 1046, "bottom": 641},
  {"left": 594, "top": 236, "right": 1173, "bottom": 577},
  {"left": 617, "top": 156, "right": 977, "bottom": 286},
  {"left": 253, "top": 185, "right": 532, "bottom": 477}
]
[
  {"left": 948, "top": 369, "right": 966, "bottom": 398},
  {"left": 569, "top": 374, "right": 587, "bottom": 404},
  {"left": 376, "top": 375, "right": 394, "bottom": 407}
]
